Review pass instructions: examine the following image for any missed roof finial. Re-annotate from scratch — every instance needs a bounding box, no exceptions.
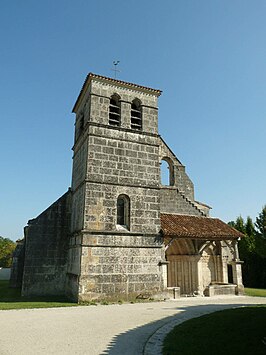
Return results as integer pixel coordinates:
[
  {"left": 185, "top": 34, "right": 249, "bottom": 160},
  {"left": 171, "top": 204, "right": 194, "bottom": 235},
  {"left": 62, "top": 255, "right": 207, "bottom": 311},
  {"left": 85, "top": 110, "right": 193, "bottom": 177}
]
[{"left": 111, "top": 61, "right": 121, "bottom": 79}]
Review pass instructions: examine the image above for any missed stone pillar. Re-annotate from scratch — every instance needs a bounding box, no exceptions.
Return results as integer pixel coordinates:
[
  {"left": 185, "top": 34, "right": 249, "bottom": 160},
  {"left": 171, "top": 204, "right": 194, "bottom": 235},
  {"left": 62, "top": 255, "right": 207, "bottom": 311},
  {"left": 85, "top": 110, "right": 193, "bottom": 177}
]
[
  {"left": 159, "top": 260, "right": 169, "bottom": 289},
  {"left": 232, "top": 260, "right": 244, "bottom": 295},
  {"left": 221, "top": 257, "right": 229, "bottom": 283},
  {"left": 120, "top": 101, "right": 131, "bottom": 129},
  {"left": 197, "top": 259, "right": 204, "bottom": 296},
  {"left": 232, "top": 240, "right": 240, "bottom": 260},
  {"left": 231, "top": 240, "right": 244, "bottom": 295}
]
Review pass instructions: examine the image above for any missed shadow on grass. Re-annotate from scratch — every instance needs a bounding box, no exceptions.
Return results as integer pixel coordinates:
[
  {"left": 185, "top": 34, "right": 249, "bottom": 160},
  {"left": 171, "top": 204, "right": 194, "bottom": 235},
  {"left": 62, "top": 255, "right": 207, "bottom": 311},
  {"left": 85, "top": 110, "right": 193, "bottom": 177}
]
[
  {"left": 100, "top": 302, "right": 266, "bottom": 355},
  {"left": 0, "top": 280, "right": 76, "bottom": 308}
]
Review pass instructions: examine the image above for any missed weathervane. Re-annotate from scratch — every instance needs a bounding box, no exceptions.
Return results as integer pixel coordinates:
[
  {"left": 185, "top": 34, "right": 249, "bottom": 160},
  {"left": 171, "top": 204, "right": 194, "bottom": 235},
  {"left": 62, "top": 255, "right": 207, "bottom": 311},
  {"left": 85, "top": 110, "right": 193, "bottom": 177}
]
[{"left": 111, "top": 61, "right": 121, "bottom": 79}]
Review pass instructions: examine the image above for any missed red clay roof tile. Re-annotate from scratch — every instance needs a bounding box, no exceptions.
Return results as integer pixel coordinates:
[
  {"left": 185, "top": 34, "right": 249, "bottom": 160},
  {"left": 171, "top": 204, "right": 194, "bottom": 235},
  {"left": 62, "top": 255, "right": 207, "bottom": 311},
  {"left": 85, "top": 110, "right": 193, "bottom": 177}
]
[{"left": 161, "top": 214, "right": 243, "bottom": 239}]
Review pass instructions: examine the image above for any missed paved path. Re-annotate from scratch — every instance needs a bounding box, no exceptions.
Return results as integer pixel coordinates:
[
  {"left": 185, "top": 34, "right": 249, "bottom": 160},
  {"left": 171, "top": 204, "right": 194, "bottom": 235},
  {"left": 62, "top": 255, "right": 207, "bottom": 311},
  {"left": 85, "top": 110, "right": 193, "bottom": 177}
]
[{"left": 0, "top": 296, "right": 265, "bottom": 355}]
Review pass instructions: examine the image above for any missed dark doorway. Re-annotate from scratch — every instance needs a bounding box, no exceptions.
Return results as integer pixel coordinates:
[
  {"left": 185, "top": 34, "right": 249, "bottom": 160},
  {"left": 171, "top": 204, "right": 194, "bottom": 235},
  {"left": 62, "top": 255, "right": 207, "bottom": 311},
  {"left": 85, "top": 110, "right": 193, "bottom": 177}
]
[{"left": 227, "top": 264, "right": 233, "bottom": 283}]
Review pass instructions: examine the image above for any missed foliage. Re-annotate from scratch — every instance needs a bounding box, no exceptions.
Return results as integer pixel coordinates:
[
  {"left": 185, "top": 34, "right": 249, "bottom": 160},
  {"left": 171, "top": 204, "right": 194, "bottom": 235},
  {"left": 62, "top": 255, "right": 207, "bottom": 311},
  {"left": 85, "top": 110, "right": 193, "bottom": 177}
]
[
  {"left": 230, "top": 206, "right": 266, "bottom": 288},
  {"left": 246, "top": 216, "right": 256, "bottom": 239},
  {"left": 163, "top": 306, "right": 266, "bottom": 355},
  {"left": 235, "top": 216, "right": 246, "bottom": 233},
  {"left": 255, "top": 206, "right": 266, "bottom": 258},
  {"left": 0, "top": 237, "right": 16, "bottom": 267},
  {"left": 255, "top": 205, "right": 266, "bottom": 238},
  {"left": 238, "top": 216, "right": 256, "bottom": 257}
]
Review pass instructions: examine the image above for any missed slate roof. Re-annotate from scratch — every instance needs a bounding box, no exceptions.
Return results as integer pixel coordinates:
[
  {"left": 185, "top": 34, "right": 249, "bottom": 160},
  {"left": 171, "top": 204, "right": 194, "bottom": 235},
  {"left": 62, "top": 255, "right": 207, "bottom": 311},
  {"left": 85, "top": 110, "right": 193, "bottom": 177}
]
[
  {"left": 72, "top": 73, "right": 162, "bottom": 112},
  {"left": 161, "top": 214, "right": 243, "bottom": 239}
]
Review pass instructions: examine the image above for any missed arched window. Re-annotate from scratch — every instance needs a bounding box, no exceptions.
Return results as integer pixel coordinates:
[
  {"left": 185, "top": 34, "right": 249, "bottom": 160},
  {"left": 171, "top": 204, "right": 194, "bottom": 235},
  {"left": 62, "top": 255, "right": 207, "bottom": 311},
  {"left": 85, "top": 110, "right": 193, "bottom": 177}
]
[
  {"left": 160, "top": 158, "right": 174, "bottom": 186},
  {"left": 109, "top": 94, "right": 121, "bottom": 126},
  {"left": 131, "top": 99, "right": 142, "bottom": 130},
  {"left": 117, "top": 194, "right": 130, "bottom": 229}
]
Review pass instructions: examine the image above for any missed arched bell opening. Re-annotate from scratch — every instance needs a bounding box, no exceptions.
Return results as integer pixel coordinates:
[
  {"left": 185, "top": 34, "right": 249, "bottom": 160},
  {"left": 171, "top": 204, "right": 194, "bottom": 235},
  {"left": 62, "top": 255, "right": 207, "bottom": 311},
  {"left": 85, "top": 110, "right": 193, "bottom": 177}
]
[{"left": 160, "top": 157, "right": 174, "bottom": 186}]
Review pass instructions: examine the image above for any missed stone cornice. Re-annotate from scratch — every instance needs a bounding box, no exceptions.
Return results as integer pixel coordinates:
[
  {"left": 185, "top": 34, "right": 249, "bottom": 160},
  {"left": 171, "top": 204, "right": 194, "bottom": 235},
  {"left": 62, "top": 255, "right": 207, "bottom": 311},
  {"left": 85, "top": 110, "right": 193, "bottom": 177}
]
[
  {"left": 71, "top": 179, "right": 160, "bottom": 195},
  {"left": 72, "top": 72, "right": 162, "bottom": 113},
  {"left": 72, "top": 121, "right": 159, "bottom": 151}
]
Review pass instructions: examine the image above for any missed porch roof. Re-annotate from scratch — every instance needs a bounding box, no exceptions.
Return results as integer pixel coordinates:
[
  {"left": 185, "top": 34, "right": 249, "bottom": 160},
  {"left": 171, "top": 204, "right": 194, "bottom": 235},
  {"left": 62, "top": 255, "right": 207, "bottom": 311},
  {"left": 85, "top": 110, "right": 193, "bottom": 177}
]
[{"left": 161, "top": 214, "right": 243, "bottom": 239}]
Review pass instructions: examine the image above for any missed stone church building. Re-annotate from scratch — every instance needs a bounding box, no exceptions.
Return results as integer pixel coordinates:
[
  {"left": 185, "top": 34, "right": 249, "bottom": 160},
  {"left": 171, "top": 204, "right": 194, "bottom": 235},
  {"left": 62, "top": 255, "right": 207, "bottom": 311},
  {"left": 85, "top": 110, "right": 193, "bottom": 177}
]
[{"left": 11, "top": 73, "right": 244, "bottom": 301}]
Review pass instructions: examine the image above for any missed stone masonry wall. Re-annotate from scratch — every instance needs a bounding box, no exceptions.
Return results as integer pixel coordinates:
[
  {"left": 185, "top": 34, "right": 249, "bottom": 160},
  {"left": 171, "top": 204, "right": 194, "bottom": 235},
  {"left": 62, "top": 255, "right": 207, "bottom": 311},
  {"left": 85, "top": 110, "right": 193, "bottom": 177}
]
[
  {"left": 74, "top": 79, "right": 159, "bottom": 136},
  {"left": 83, "top": 125, "right": 161, "bottom": 234},
  {"left": 9, "top": 239, "right": 25, "bottom": 288},
  {"left": 159, "top": 137, "right": 195, "bottom": 200},
  {"left": 22, "top": 191, "right": 71, "bottom": 296},
  {"left": 160, "top": 188, "right": 204, "bottom": 216},
  {"left": 84, "top": 183, "right": 160, "bottom": 234},
  {"left": 87, "top": 127, "right": 159, "bottom": 188},
  {"left": 71, "top": 138, "right": 88, "bottom": 233},
  {"left": 78, "top": 233, "right": 164, "bottom": 301},
  {"left": 89, "top": 80, "right": 159, "bottom": 134},
  {"left": 71, "top": 78, "right": 160, "bottom": 236},
  {"left": 70, "top": 77, "right": 165, "bottom": 300},
  {"left": 65, "top": 235, "right": 82, "bottom": 301},
  {"left": 159, "top": 138, "right": 208, "bottom": 216}
]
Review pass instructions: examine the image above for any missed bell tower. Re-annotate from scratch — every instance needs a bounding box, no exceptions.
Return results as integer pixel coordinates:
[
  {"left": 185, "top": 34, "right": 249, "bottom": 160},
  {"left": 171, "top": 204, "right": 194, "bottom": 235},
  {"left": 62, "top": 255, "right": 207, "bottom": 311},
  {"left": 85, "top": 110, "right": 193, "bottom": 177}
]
[{"left": 66, "top": 73, "right": 165, "bottom": 301}]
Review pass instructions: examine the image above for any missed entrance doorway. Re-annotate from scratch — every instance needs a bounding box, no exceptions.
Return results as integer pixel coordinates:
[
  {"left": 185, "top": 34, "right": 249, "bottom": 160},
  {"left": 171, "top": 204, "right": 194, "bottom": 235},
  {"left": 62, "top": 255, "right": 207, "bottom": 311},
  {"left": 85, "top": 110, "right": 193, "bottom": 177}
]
[{"left": 227, "top": 264, "right": 233, "bottom": 283}]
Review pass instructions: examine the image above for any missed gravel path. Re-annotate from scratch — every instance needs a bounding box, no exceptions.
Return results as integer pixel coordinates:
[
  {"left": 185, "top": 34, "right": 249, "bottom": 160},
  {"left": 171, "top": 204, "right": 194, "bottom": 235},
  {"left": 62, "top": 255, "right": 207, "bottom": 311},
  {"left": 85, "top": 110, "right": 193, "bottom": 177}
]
[{"left": 0, "top": 296, "right": 265, "bottom": 355}]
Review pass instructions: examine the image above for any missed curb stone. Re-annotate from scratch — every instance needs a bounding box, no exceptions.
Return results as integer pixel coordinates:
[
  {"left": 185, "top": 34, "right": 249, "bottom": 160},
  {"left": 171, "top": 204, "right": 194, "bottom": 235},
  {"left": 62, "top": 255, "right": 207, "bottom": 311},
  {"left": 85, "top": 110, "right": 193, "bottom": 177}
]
[
  {"left": 143, "top": 313, "right": 203, "bottom": 355},
  {"left": 143, "top": 306, "right": 239, "bottom": 355}
]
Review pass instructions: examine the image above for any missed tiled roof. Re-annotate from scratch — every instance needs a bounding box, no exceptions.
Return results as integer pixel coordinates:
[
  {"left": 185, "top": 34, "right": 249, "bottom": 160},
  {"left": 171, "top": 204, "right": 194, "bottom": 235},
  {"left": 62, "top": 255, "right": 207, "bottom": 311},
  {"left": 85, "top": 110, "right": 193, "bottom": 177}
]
[
  {"left": 72, "top": 73, "right": 162, "bottom": 112},
  {"left": 161, "top": 214, "right": 243, "bottom": 239}
]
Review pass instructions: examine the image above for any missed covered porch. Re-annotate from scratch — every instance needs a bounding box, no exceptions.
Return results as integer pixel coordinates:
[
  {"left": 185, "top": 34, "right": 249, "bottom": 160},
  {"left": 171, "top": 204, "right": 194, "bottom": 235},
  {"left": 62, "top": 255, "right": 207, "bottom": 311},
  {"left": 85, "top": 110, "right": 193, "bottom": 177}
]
[{"left": 160, "top": 214, "right": 244, "bottom": 296}]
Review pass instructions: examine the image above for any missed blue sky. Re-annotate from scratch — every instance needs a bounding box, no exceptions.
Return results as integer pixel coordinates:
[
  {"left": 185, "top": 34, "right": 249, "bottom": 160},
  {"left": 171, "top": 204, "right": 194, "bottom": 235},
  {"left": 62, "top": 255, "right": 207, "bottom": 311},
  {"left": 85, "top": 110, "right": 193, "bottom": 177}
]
[{"left": 1, "top": 0, "right": 265, "bottom": 241}]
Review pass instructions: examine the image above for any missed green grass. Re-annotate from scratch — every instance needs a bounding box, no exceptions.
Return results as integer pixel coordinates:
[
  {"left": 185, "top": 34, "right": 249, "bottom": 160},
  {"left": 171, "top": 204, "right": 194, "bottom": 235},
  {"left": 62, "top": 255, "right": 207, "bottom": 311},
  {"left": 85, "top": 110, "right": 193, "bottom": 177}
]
[
  {"left": 0, "top": 281, "right": 77, "bottom": 310},
  {"left": 245, "top": 288, "right": 266, "bottom": 297},
  {"left": 163, "top": 306, "right": 266, "bottom": 355}
]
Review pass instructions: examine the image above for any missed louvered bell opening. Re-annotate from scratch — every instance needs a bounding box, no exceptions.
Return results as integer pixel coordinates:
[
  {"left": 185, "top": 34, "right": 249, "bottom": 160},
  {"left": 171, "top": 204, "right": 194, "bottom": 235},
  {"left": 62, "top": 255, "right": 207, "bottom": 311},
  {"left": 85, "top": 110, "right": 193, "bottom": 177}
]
[
  {"left": 131, "top": 107, "right": 142, "bottom": 130},
  {"left": 109, "top": 98, "right": 120, "bottom": 126}
]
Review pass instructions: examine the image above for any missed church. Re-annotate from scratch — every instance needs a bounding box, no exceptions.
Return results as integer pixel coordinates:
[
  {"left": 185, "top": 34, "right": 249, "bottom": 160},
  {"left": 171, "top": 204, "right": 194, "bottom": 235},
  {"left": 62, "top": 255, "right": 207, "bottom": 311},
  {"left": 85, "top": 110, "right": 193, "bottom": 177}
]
[{"left": 10, "top": 73, "right": 244, "bottom": 301}]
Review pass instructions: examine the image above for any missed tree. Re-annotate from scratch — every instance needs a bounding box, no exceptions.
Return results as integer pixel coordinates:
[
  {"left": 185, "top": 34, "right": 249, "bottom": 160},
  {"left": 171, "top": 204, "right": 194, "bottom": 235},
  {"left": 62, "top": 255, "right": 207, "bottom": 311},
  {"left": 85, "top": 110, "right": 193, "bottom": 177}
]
[
  {"left": 230, "top": 211, "right": 266, "bottom": 288},
  {"left": 228, "top": 221, "right": 236, "bottom": 228},
  {"left": 235, "top": 216, "right": 246, "bottom": 234},
  {"left": 254, "top": 205, "right": 266, "bottom": 259},
  {"left": 0, "top": 237, "right": 16, "bottom": 268},
  {"left": 230, "top": 215, "right": 252, "bottom": 258},
  {"left": 243, "top": 216, "right": 256, "bottom": 253},
  {"left": 255, "top": 205, "right": 266, "bottom": 238},
  {"left": 246, "top": 216, "right": 256, "bottom": 238}
]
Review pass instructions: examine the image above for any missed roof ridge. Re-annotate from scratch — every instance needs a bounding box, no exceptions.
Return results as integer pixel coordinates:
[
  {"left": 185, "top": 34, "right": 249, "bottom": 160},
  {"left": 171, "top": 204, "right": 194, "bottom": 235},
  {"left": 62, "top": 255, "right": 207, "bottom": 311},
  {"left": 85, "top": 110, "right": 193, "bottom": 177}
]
[
  {"left": 89, "top": 73, "right": 162, "bottom": 93},
  {"left": 72, "top": 72, "right": 162, "bottom": 113}
]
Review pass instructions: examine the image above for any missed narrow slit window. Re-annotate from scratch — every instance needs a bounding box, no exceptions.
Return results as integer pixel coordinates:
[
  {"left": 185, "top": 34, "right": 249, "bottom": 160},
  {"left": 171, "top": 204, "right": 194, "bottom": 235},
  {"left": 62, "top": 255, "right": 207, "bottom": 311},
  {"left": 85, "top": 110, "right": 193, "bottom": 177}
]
[
  {"left": 117, "top": 194, "right": 130, "bottom": 230},
  {"left": 79, "top": 114, "right": 84, "bottom": 132},
  {"left": 131, "top": 99, "right": 142, "bottom": 130},
  {"left": 76, "top": 112, "right": 84, "bottom": 141},
  {"left": 109, "top": 94, "right": 120, "bottom": 126}
]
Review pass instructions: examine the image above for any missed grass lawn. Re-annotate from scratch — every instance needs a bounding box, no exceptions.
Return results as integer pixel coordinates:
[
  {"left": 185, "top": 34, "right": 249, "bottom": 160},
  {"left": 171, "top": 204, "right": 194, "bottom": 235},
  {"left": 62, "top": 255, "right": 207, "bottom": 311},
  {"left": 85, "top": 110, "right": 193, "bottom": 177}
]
[
  {"left": 0, "top": 281, "right": 77, "bottom": 310},
  {"left": 1, "top": 280, "right": 265, "bottom": 311},
  {"left": 163, "top": 306, "right": 266, "bottom": 355},
  {"left": 245, "top": 288, "right": 266, "bottom": 297}
]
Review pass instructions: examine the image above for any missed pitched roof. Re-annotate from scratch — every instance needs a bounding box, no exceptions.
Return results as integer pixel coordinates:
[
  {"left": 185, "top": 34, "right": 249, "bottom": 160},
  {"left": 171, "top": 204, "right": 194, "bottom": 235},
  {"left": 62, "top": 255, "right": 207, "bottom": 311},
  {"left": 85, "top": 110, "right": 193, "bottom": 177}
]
[
  {"left": 161, "top": 214, "right": 243, "bottom": 239},
  {"left": 72, "top": 73, "right": 162, "bottom": 113}
]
